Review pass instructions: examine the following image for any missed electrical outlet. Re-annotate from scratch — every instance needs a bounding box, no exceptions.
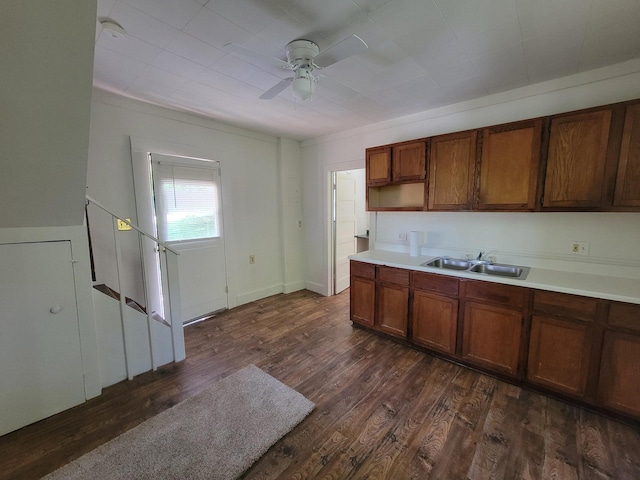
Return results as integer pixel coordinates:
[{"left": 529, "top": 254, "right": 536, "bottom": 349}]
[
  {"left": 297, "top": 219, "right": 303, "bottom": 228},
  {"left": 398, "top": 232, "right": 408, "bottom": 242},
  {"left": 570, "top": 241, "right": 590, "bottom": 256},
  {"left": 249, "top": 255, "right": 255, "bottom": 264}
]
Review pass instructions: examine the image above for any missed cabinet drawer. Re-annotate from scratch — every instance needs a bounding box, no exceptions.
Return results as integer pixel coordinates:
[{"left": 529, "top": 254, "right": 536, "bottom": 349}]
[
  {"left": 465, "top": 280, "right": 528, "bottom": 309},
  {"left": 412, "top": 271, "right": 459, "bottom": 296},
  {"left": 377, "top": 266, "right": 410, "bottom": 286},
  {"left": 350, "top": 260, "right": 375, "bottom": 279},
  {"left": 533, "top": 291, "right": 598, "bottom": 322},
  {"left": 607, "top": 302, "right": 640, "bottom": 332}
]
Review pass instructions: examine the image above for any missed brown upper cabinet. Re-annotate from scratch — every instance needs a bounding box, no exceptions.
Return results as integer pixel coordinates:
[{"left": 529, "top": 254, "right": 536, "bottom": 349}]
[
  {"left": 428, "top": 131, "right": 477, "bottom": 210},
  {"left": 477, "top": 119, "right": 543, "bottom": 211},
  {"left": 365, "top": 140, "right": 426, "bottom": 186},
  {"left": 366, "top": 140, "right": 427, "bottom": 211},
  {"left": 365, "top": 98, "right": 640, "bottom": 212},
  {"left": 613, "top": 103, "right": 640, "bottom": 207},
  {"left": 392, "top": 140, "right": 427, "bottom": 182},
  {"left": 366, "top": 146, "right": 392, "bottom": 185},
  {"left": 543, "top": 108, "right": 612, "bottom": 209}
]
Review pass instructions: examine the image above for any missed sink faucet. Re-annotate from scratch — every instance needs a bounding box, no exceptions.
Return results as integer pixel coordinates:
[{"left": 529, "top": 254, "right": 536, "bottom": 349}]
[{"left": 476, "top": 251, "right": 494, "bottom": 263}]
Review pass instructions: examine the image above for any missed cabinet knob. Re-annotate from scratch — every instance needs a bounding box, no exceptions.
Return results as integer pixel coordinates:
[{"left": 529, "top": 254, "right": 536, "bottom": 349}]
[{"left": 49, "top": 306, "right": 63, "bottom": 314}]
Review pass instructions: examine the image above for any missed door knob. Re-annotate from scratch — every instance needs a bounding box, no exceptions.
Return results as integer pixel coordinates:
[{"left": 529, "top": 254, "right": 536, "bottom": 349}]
[{"left": 49, "top": 306, "right": 63, "bottom": 314}]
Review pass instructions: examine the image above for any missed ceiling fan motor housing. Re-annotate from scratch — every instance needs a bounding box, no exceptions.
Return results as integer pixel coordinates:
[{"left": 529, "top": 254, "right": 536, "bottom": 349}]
[{"left": 286, "top": 40, "right": 320, "bottom": 68}]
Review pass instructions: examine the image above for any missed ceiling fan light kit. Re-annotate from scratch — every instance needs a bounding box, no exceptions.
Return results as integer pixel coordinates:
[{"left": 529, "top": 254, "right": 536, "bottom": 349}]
[
  {"left": 224, "top": 35, "right": 367, "bottom": 103},
  {"left": 291, "top": 68, "right": 315, "bottom": 101}
]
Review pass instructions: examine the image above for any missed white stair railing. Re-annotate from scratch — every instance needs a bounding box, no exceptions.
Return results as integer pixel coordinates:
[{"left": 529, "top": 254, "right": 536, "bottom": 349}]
[{"left": 86, "top": 195, "right": 185, "bottom": 380}]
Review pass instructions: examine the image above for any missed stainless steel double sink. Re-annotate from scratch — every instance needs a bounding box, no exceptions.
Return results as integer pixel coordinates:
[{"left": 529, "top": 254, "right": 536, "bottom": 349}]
[{"left": 420, "top": 257, "right": 530, "bottom": 280}]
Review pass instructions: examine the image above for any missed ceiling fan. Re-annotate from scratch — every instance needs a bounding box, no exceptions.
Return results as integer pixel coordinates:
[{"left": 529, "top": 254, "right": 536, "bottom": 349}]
[{"left": 223, "top": 35, "right": 368, "bottom": 101}]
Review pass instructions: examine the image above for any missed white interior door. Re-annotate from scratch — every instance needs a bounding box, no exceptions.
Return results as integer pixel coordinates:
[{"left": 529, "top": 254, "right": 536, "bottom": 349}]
[
  {"left": 0, "top": 241, "right": 86, "bottom": 436},
  {"left": 151, "top": 154, "right": 228, "bottom": 323},
  {"left": 334, "top": 172, "right": 357, "bottom": 294}
]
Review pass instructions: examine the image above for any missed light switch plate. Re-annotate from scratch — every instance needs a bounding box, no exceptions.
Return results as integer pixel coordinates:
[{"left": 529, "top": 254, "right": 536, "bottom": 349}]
[{"left": 117, "top": 219, "right": 132, "bottom": 231}]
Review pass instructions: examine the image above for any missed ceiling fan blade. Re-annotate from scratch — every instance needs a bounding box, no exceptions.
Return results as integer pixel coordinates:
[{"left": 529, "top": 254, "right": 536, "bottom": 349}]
[
  {"left": 223, "top": 43, "right": 290, "bottom": 69},
  {"left": 313, "top": 35, "right": 368, "bottom": 68},
  {"left": 259, "top": 77, "right": 293, "bottom": 99}
]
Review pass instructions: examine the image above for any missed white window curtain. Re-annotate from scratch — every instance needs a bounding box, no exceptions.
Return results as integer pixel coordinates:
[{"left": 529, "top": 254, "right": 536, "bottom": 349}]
[{"left": 152, "top": 160, "right": 221, "bottom": 243}]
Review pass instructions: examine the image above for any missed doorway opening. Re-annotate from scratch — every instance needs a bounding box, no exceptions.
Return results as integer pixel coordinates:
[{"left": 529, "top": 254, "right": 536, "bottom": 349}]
[{"left": 331, "top": 168, "right": 368, "bottom": 295}]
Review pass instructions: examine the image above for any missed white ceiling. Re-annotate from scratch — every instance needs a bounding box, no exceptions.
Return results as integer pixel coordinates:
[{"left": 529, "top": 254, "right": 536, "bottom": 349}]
[{"left": 94, "top": 0, "right": 640, "bottom": 140}]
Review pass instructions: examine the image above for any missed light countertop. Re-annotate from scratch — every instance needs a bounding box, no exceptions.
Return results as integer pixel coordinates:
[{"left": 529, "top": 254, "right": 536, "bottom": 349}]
[{"left": 349, "top": 250, "right": 640, "bottom": 305}]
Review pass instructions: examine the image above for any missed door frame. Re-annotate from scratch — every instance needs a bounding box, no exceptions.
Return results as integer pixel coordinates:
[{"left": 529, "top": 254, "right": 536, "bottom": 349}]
[
  {"left": 130, "top": 137, "right": 231, "bottom": 321},
  {"left": 327, "top": 165, "right": 367, "bottom": 296}
]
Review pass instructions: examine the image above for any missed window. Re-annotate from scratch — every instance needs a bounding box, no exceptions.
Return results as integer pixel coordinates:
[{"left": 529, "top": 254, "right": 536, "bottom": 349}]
[{"left": 152, "top": 159, "right": 221, "bottom": 243}]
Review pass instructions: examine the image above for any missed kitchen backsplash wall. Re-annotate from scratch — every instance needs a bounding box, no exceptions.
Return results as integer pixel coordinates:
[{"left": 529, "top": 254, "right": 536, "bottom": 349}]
[{"left": 374, "top": 211, "right": 640, "bottom": 279}]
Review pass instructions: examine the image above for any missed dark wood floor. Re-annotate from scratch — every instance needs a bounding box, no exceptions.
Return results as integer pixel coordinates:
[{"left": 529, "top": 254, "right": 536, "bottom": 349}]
[{"left": 2, "top": 289, "right": 639, "bottom": 479}]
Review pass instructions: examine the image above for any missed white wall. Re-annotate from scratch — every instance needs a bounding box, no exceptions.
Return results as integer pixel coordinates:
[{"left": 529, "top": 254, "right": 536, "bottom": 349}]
[
  {"left": 278, "top": 138, "right": 306, "bottom": 293},
  {"left": 88, "top": 89, "right": 305, "bottom": 309},
  {"left": 302, "top": 60, "right": 640, "bottom": 294},
  {"left": 374, "top": 211, "right": 640, "bottom": 279},
  {"left": 0, "top": 0, "right": 96, "bottom": 228},
  {"left": 352, "top": 169, "right": 368, "bottom": 236}
]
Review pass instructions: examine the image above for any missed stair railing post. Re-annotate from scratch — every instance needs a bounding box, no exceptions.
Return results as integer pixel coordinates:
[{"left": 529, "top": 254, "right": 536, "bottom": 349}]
[
  {"left": 164, "top": 249, "right": 185, "bottom": 362},
  {"left": 138, "top": 233, "right": 157, "bottom": 371},
  {"left": 113, "top": 217, "right": 133, "bottom": 380}
]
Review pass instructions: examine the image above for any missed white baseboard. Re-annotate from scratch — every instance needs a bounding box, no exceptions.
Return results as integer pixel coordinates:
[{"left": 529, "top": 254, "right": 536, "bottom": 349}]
[
  {"left": 235, "top": 284, "right": 284, "bottom": 307},
  {"left": 305, "top": 281, "right": 328, "bottom": 296},
  {"left": 283, "top": 280, "right": 306, "bottom": 294}
]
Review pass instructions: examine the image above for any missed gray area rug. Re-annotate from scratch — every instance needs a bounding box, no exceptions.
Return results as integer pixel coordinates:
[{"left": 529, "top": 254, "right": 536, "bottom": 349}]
[{"left": 43, "top": 365, "right": 314, "bottom": 480}]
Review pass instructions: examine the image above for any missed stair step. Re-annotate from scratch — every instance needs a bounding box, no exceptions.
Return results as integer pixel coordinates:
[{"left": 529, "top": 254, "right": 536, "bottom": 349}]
[
  {"left": 94, "top": 284, "right": 147, "bottom": 314},
  {"left": 151, "top": 312, "right": 171, "bottom": 327}
]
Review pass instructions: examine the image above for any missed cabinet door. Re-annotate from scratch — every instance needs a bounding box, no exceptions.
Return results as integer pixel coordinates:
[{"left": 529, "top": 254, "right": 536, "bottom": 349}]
[
  {"left": 462, "top": 301, "right": 523, "bottom": 376},
  {"left": 543, "top": 109, "right": 612, "bottom": 208},
  {"left": 376, "top": 282, "right": 409, "bottom": 338},
  {"left": 598, "top": 331, "right": 640, "bottom": 417},
  {"left": 0, "top": 241, "right": 86, "bottom": 436},
  {"left": 366, "top": 146, "right": 391, "bottom": 185},
  {"left": 392, "top": 141, "right": 426, "bottom": 182},
  {"left": 350, "top": 276, "right": 375, "bottom": 327},
  {"left": 614, "top": 103, "right": 640, "bottom": 207},
  {"left": 477, "top": 119, "right": 542, "bottom": 210},
  {"left": 412, "top": 290, "right": 458, "bottom": 354},
  {"left": 428, "top": 131, "right": 477, "bottom": 210},
  {"left": 527, "top": 315, "right": 591, "bottom": 397}
]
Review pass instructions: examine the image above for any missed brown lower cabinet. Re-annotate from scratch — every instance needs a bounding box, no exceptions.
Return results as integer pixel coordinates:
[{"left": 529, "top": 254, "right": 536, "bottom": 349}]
[
  {"left": 350, "top": 262, "right": 375, "bottom": 328},
  {"left": 375, "top": 266, "right": 410, "bottom": 338},
  {"left": 412, "top": 272, "right": 459, "bottom": 354},
  {"left": 598, "top": 301, "right": 640, "bottom": 417},
  {"left": 598, "top": 331, "right": 640, "bottom": 417},
  {"left": 461, "top": 280, "right": 528, "bottom": 377},
  {"left": 527, "top": 315, "right": 592, "bottom": 397},
  {"left": 349, "top": 261, "right": 409, "bottom": 338},
  {"left": 526, "top": 291, "right": 598, "bottom": 398},
  {"left": 349, "top": 260, "right": 640, "bottom": 422},
  {"left": 462, "top": 301, "right": 523, "bottom": 376}
]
